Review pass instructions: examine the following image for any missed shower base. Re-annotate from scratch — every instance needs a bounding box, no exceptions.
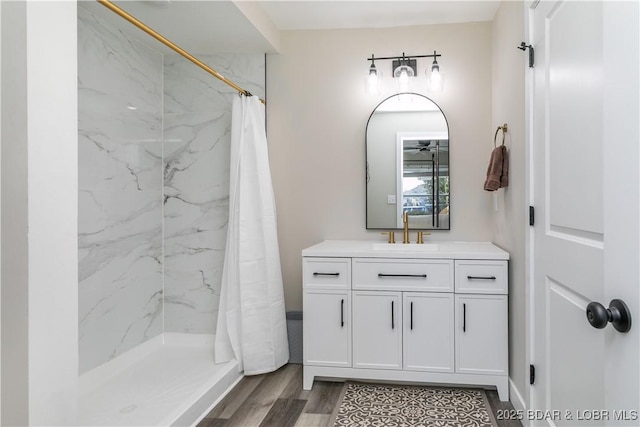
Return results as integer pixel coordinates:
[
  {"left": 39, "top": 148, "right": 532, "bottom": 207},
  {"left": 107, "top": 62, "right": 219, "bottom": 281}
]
[{"left": 79, "top": 333, "right": 241, "bottom": 426}]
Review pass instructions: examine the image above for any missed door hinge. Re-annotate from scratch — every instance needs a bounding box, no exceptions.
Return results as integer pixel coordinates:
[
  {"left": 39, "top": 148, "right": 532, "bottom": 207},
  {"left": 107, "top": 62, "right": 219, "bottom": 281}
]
[
  {"left": 518, "top": 42, "right": 535, "bottom": 68},
  {"left": 529, "top": 206, "right": 535, "bottom": 226},
  {"left": 530, "top": 364, "right": 536, "bottom": 385}
]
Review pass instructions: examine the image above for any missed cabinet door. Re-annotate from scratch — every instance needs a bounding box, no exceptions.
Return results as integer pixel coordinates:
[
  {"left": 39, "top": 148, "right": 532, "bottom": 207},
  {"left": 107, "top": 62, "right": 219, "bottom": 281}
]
[
  {"left": 455, "top": 294, "right": 508, "bottom": 375},
  {"left": 303, "top": 290, "right": 351, "bottom": 367},
  {"left": 353, "top": 291, "right": 402, "bottom": 370},
  {"left": 403, "top": 293, "right": 454, "bottom": 373}
]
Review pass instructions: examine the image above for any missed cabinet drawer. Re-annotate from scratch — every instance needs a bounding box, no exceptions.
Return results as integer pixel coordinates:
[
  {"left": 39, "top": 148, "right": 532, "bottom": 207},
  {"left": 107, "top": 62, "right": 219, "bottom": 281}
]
[
  {"left": 303, "top": 257, "right": 351, "bottom": 289},
  {"left": 455, "top": 260, "right": 508, "bottom": 294},
  {"left": 352, "top": 258, "right": 453, "bottom": 292}
]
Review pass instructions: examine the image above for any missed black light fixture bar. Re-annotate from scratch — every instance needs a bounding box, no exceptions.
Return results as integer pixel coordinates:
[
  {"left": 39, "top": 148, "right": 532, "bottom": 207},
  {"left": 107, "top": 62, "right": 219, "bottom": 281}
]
[{"left": 366, "top": 52, "right": 441, "bottom": 62}]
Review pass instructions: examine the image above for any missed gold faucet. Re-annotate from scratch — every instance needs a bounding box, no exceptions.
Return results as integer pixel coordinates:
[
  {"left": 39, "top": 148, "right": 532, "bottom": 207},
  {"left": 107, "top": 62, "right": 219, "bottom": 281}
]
[{"left": 403, "top": 211, "right": 410, "bottom": 243}]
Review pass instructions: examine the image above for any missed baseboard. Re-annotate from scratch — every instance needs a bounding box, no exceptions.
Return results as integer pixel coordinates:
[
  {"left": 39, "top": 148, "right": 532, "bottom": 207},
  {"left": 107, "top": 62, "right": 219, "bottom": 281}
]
[{"left": 509, "top": 378, "right": 530, "bottom": 427}]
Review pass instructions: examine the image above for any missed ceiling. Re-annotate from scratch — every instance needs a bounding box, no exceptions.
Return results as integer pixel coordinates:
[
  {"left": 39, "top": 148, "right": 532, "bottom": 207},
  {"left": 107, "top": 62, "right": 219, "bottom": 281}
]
[
  {"left": 82, "top": 1, "right": 501, "bottom": 54},
  {"left": 257, "top": 1, "right": 501, "bottom": 30}
]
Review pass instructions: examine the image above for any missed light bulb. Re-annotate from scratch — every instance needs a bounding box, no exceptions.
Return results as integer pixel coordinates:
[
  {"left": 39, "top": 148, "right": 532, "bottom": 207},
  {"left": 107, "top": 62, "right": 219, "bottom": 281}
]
[
  {"left": 398, "top": 69, "right": 410, "bottom": 92},
  {"left": 394, "top": 65, "right": 413, "bottom": 93},
  {"left": 427, "top": 55, "right": 444, "bottom": 92},
  {"left": 430, "top": 69, "right": 443, "bottom": 92},
  {"left": 364, "top": 62, "right": 382, "bottom": 95},
  {"left": 367, "top": 73, "right": 379, "bottom": 94}
]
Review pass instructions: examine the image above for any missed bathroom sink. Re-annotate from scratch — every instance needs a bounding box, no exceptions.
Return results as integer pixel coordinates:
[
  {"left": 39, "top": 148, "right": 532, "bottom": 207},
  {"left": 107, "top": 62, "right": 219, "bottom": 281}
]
[{"left": 372, "top": 243, "right": 439, "bottom": 251}]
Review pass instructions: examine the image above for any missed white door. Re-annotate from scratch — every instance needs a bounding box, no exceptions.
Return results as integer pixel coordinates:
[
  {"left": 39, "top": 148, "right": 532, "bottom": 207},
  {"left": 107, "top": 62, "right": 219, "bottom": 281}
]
[
  {"left": 403, "top": 292, "right": 454, "bottom": 373},
  {"left": 352, "top": 291, "right": 402, "bottom": 370},
  {"left": 531, "top": 1, "right": 639, "bottom": 425}
]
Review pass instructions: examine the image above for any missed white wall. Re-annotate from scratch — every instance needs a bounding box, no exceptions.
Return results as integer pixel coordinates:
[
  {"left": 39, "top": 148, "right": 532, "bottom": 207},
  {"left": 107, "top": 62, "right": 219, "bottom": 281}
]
[
  {"left": 1, "top": 2, "right": 28, "bottom": 423},
  {"left": 602, "top": 0, "right": 640, "bottom": 413},
  {"left": 0, "top": 1, "right": 3, "bottom": 420},
  {"left": 490, "top": 0, "right": 528, "bottom": 409},
  {"left": 26, "top": 2, "right": 78, "bottom": 422},
  {"left": 267, "top": 22, "right": 493, "bottom": 311},
  {"left": 1, "top": 1, "right": 78, "bottom": 424}
]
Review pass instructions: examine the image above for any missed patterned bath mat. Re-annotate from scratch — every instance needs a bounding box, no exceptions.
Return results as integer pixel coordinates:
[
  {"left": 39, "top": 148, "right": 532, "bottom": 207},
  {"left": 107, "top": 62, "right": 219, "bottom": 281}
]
[{"left": 331, "top": 382, "right": 498, "bottom": 427}]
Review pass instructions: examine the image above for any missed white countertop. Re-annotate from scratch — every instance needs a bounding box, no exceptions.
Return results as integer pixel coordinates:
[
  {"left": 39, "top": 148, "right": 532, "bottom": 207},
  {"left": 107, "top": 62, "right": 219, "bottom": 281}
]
[{"left": 302, "top": 240, "right": 509, "bottom": 260}]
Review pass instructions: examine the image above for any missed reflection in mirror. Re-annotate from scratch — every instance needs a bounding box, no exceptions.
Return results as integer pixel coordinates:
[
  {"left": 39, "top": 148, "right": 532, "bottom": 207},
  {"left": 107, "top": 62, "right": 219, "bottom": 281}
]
[{"left": 366, "top": 93, "right": 450, "bottom": 230}]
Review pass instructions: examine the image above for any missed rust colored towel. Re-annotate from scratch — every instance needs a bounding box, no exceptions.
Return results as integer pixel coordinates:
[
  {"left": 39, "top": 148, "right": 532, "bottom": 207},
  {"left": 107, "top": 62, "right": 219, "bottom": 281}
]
[{"left": 484, "top": 145, "right": 509, "bottom": 191}]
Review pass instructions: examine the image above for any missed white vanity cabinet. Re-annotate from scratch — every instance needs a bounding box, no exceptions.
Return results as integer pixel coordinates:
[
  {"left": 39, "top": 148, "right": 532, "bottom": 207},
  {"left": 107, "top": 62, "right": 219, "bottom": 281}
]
[{"left": 302, "top": 241, "right": 510, "bottom": 401}]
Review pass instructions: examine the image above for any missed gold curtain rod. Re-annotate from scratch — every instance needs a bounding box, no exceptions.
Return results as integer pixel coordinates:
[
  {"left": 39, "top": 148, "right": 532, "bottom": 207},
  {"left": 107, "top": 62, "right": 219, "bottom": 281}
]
[{"left": 97, "top": 0, "right": 265, "bottom": 104}]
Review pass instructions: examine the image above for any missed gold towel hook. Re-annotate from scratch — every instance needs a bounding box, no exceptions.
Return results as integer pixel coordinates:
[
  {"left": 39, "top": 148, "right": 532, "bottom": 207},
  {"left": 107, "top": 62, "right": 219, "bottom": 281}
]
[{"left": 494, "top": 123, "right": 508, "bottom": 147}]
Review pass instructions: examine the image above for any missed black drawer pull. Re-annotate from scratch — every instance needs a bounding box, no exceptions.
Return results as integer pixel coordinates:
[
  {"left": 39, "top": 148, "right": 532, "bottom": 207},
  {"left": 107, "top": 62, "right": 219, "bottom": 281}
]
[
  {"left": 378, "top": 274, "right": 427, "bottom": 278},
  {"left": 463, "top": 303, "right": 467, "bottom": 332},
  {"left": 467, "top": 275, "right": 496, "bottom": 280},
  {"left": 340, "top": 299, "right": 344, "bottom": 327},
  {"left": 410, "top": 301, "right": 414, "bottom": 330},
  {"left": 391, "top": 300, "right": 395, "bottom": 329},
  {"left": 313, "top": 272, "right": 340, "bottom": 276}
]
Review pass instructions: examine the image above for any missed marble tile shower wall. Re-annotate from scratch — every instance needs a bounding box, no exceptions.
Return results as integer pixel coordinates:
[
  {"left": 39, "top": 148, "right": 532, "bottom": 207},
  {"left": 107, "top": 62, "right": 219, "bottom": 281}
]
[
  {"left": 78, "top": 6, "right": 265, "bottom": 373},
  {"left": 78, "top": 7, "right": 164, "bottom": 374},
  {"left": 163, "top": 54, "right": 264, "bottom": 333}
]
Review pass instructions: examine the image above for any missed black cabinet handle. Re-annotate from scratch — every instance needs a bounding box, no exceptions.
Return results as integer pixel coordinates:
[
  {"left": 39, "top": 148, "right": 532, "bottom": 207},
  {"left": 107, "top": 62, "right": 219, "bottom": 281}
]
[
  {"left": 378, "top": 274, "right": 427, "bottom": 278},
  {"left": 313, "top": 272, "right": 340, "bottom": 276},
  {"left": 463, "top": 303, "right": 466, "bottom": 332},
  {"left": 341, "top": 299, "right": 344, "bottom": 327},
  {"left": 391, "top": 301, "right": 395, "bottom": 329},
  {"left": 410, "top": 301, "right": 414, "bottom": 330},
  {"left": 467, "top": 275, "right": 496, "bottom": 280}
]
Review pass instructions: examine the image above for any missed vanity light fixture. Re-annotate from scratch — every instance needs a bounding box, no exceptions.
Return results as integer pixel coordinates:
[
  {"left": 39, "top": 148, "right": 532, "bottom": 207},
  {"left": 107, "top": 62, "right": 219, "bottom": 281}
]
[{"left": 365, "top": 51, "right": 443, "bottom": 94}]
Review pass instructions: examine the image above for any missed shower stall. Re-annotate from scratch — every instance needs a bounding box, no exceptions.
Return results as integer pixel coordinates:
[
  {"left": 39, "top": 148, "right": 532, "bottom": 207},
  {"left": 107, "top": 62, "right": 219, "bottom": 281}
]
[{"left": 77, "top": 4, "right": 265, "bottom": 425}]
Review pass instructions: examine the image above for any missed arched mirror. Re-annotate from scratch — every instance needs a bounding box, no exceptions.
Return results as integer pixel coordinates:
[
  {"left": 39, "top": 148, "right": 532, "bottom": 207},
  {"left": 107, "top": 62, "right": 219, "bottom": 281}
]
[{"left": 366, "top": 93, "right": 450, "bottom": 230}]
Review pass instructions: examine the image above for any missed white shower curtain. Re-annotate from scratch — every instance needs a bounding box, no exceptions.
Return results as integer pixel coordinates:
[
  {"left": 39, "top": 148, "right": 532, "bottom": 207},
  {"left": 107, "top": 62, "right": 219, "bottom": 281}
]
[{"left": 215, "top": 95, "right": 289, "bottom": 375}]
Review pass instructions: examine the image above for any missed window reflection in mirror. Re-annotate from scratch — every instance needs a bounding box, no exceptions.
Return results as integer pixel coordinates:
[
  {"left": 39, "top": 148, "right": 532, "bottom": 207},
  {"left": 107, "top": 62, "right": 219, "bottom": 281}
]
[
  {"left": 397, "top": 133, "right": 449, "bottom": 228},
  {"left": 366, "top": 94, "right": 450, "bottom": 230}
]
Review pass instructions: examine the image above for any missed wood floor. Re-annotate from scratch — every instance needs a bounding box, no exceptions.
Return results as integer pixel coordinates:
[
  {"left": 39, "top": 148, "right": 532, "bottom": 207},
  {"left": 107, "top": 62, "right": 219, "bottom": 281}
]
[{"left": 197, "top": 363, "right": 523, "bottom": 427}]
